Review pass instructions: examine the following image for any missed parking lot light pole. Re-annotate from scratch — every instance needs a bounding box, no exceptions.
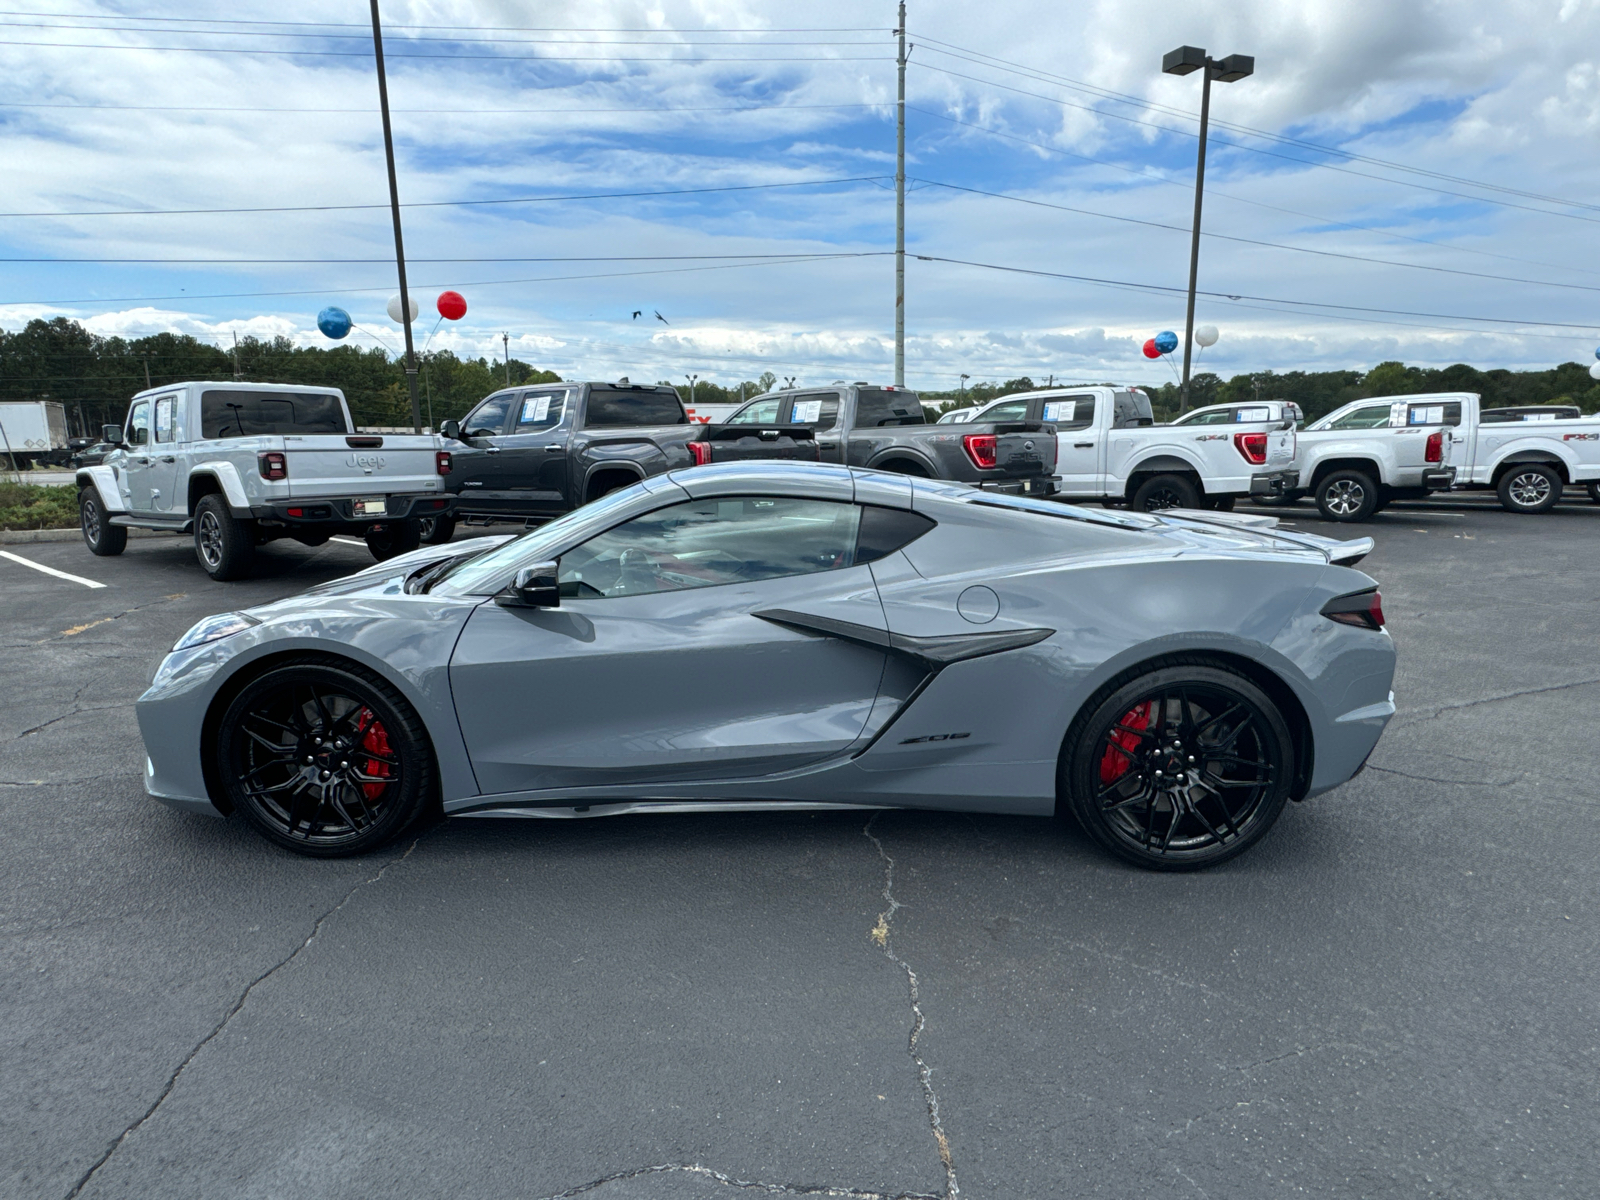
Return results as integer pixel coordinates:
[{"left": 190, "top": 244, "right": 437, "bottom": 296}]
[
  {"left": 1162, "top": 45, "right": 1253, "bottom": 413},
  {"left": 370, "top": 0, "right": 422, "bottom": 434}
]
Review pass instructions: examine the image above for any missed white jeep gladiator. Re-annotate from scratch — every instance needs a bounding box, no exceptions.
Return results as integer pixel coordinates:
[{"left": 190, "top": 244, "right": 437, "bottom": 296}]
[
  {"left": 75, "top": 381, "right": 453, "bottom": 580},
  {"left": 971, "top": 386, "right": 1297, "bottom": 510},
  {"left": 1289, "top": 396, "right": 1457, "bottom": 522},
  {"left": 1420, "top": 393, "right": 1600, "bottom": 513}
]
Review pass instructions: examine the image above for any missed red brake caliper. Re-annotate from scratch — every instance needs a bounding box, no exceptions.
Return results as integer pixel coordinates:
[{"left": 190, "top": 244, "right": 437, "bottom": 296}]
[
  {"left": 1099, "top": 701, "right": 1152, "bottom": 785},
  {"left": 354, "top": 708, "right": 393, "bottom": 801}
]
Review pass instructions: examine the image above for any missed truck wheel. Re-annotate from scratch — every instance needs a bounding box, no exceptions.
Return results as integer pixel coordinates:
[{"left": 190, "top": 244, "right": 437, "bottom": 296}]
[
  {"left": 1314, "top": 470, "right": 1378, "bottom": 522},
  {"left": 418, "top": 514, "right": 457, "bottom": 544},
  {"left": 1131, "top": 474, "right": 1199, "bottom": 512},
  {"left": 1497, "top": 465, "right": 1560, "bottom": 514},
  {"left": 1207, "top": 495, "right": 1236, "bottom": 512},
  {"left": 79, "top": 488, "right": 127, "bottom": 557},
  {"left": 1587, "top": 482, "right": 1600, "bottom": 505},
  {"left": 365, "top": 519, "right": 422, "bottom": 561},
  {"left": 194, "top": 494, "right": 256, "bottom": 580}
]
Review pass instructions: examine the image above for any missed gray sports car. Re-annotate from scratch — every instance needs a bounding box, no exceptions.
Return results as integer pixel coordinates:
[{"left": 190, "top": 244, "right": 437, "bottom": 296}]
[{"left": 138, "top": 463, "right": 1395, "bottom": 870}]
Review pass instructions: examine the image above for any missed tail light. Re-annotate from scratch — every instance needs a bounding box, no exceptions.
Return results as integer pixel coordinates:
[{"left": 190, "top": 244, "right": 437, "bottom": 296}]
[
  {"left": 962, "top": 433, "right": 998, "bottom": 469},
  {"left": 1425, "top": 431, "right": 1443, "bottom": 463},
  {"left": 258, "top": 451, "right": 287, "bottom": 480},
  {"left": 1321, "top": 588, "right": 1384, "bottom": 630},
  {"left": 687, "top": 441, "right": 713, "bottom": 466},
  {"left": 436, "top": 450, "right": 452, "bottom": 475},
  {"left": 1233, "top": 432, "right": 1268, "bottom": 465}
]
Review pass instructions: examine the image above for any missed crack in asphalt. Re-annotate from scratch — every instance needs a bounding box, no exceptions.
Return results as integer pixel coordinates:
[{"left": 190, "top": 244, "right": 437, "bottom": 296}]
[
  {"left": 1392, "top": 676, "right": 1600, "bottom": 729},
  {"left": 61, "top": 839, "right": 420, "bottom": 1200},
  {"left": 1365, "top": 764, "right": 1522, "bottom": 788},
  {"left": 14, "top": 702, "right": 128, "bottom": 741},
  {"left": 864, "top": 816, "right": 959, "bottom": 1200},
  {"left": 531, "top": 1163, "right": 940, "bottom": 1200}
]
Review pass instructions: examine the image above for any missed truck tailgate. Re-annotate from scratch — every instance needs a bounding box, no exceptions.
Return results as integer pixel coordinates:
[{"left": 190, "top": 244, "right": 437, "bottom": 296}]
[
  {"left": 1267, "top": 426, "right": 1295, "bottom": 467},
  {"left": 696, "top": 424, "right": 822, "bottom": 464},
  {"left": 987, "top": 422, "right": 1057, "bottom": 476},
  {"left": 281, "top": 435, "right": 444, "bottom": 498}
]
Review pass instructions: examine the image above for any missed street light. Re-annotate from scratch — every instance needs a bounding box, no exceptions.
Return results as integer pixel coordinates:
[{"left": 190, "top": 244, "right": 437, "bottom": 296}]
[
  {"left": 959, "top": 373, "right": 970, "bottom": 397},
  {"left": 684, "top": 374, "right": 698, "bottom": 408},
  {"left": 1162, "top": 44, "right": 1253, "bottom": 412}
]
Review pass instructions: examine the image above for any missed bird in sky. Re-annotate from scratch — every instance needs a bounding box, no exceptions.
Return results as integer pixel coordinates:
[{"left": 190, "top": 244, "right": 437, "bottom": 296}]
[
  {"left": 631, "top": 310, "right": 642, "bottom": 319},
  {"left": 655, "top": 311, "right": 669, "bottom": 325}
]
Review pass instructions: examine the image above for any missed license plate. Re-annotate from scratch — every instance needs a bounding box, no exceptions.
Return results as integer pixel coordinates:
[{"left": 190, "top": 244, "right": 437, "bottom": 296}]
[{"left": 353, "top": 496, "right": 388, "bottom": 516}]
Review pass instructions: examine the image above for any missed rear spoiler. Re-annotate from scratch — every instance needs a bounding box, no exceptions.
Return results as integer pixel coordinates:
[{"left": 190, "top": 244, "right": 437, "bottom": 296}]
[{"left": 694, "top": 424, "right": 816, "bottom": 442}]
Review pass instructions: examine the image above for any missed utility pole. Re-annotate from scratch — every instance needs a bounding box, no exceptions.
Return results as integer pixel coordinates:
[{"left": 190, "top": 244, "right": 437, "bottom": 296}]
[
  {"left": 502, "top": 332, "right": 510, "bottom": 386},
  {"left": 231, "top": 330, "right": 243, "bottom": 380},
  {"left": 370, "top": 0, "right": 422, "bottom": 434},
  {"left": 894, "top": 0, "right": 907, "bottom": 388},
  {"left": 138, "top": 352, "right": 152, "bottom": 390}
]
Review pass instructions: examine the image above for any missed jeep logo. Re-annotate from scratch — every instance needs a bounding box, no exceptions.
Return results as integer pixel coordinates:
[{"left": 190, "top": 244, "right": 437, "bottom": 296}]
[{"left": 346, "top": 454, "right": 386, "bottom": 472}]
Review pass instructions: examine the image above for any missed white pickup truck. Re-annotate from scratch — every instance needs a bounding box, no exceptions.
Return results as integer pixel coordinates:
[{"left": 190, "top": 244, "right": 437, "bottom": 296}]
[
  {"left": 1288, "top": 395, "right": 1457, "bottom": 522},
  {"left": 75, "top": 381, "right": 453, "bottom": 580},
  {"left": 971, "top": 386, "right": 1297, "bottom": 510},
  {"left": 1417, "top": 392, "right": 1600, "bottom": 513}
]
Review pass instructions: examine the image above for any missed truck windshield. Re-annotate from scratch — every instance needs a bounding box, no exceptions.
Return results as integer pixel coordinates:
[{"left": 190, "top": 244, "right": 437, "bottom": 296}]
[
  {"left": 855, "top": 388, "right": 925, "bottom": 427},
  {"left": 201, "top": 390, "right": 348, "bottom": 438},
  {"left": 586, "top": 388, "right": 688, "bottom": 427}
]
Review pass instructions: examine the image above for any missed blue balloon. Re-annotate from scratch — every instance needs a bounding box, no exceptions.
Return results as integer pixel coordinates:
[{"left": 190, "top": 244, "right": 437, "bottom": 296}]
[
  {"left": 1594, "top": 345, "right": 1600, "bottom": 361},
  {"left": 1154, "top": 330, "right": 1179, "bottom": 354},
  {"left": 317, "top": 306, "right": 352, "bottom": 340}
]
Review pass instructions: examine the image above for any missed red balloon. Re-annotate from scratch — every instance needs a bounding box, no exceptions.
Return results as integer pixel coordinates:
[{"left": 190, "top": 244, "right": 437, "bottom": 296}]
[
  {"left": 436, "top": 290, "right": 467, "bottom": 320},
  {"left": 1142, "top": 338, "right": 1160, "bottom": 359}
]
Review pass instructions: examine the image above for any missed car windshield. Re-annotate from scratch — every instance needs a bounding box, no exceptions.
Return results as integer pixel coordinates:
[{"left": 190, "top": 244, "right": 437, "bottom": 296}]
[{"left": 201, "top": 390, "right": 348, "bottom": 437}]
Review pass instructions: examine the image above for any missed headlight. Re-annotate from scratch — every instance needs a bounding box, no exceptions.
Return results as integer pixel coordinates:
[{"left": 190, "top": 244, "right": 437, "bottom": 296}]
[{"left": 173, "top": 612, "right": 260, "bottom": 651}]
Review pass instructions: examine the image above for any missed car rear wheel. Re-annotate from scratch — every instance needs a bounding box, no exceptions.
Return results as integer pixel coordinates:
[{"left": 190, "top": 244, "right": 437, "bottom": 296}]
[
  {"left": 1587, "top": 482, "right": 1600, "bottom": 505},
  {"left": 1314, "top": 470, "right": 1378, "bottom": 522},
  {"left": 1131, "top": 473, "right": 1199, "bottom": 512},
  {"left": 418, "top": 513, "right": 457, "bottom": 544},
  {"left": 1061, "top": 663, "right": 1294, "bottom": 871},
  {"left": 194, "top": 494, "right": 255, "bottom": 580},
  {"left": 365, "top": 519, "right": 422, "bottom": 560},
  {"left": 1497, "top": 465, "right": 1560, "bottom": 514},
  {"left": 79, "top": 488, "right": 127, "bottom": 556},
  {"left": 216, "top": 659, "right": 436, "bottom": 857}
]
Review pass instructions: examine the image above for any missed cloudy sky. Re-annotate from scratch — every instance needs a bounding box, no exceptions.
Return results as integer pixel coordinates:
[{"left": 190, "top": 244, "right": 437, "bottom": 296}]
[{"left": 2, "top": 0, "right": 1599, "bottom": 392}]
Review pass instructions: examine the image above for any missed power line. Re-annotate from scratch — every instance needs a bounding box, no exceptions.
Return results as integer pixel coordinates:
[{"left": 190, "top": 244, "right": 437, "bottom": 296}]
[
  {"left": 0, "top": 38, "right": 894, "bottom": 62},
  {"left": 0, "top": 11, "right": 888, "bottom": 33},
  {"left": 0, "top": 21, "right": 887, "bottom": 46},
  {"left": 0, "top": 252, "right": 878, "bottom": 264},
  {"left": 0, "top": 100, "right": 891, "bottom": 115}
]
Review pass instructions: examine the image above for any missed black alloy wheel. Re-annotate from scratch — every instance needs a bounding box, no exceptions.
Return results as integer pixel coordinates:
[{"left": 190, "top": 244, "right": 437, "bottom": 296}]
[
  {"left": 217, "top": 659, "right": 434, "bottom": 856},
  {"left": 1497, "top": 464, "right": 1561, "bottom": 514},
  {"left": 193, "top": 494, "right": 255, "bottom": 580},
  {"left": 418, "top": 513, "right": 457, "bottom": 544},
  {"left": 1314, "top": 469, "right": 1378, "bottom": 523},
  {"left": 1131, "top": 473, "right": 1200, "bottom": 512},
  {"left": 365, "top": 518, "right": 422, "bottom": 561},
  {"left": 1062, "top": 663, "right": 1294, "bottom": 870},
  {"left": 79, "top": 488, "right": 127, "bottom": 556},
  {"left": 1587, "top": 481, "right": 1600, "bottom": 505}
]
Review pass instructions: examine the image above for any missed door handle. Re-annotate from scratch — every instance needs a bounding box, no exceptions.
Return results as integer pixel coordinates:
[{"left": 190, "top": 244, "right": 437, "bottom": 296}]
[
  {"left": 544, "top": 445, "right": 563, "bottom": 452},
  {"left": 161, "top": 455, "right": 176, "bottom": 463},
  {"left": 132, "top": 457, "right": 148, "bottom": 465},
  {"left": 1074, "top": 442, "right": 1094, "bottom": 449},
  {"left": 485, "top": 446, "right": 501, "bottom": 454}
]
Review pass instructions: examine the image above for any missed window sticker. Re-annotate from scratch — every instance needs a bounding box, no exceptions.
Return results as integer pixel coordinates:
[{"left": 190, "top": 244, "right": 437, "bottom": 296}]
[
  {"left": 154, "top": 397, "right": 174, "bottom": 441},
  {"left": 791, "top": 399, "right": 823, "bottom": 423},
  {"left": 1409, "top": 405, "right": 1445, "bottom": 425},
  {"left": 1524, "top": 412, "right": 1558, "bottom": 422},
  {"left": 1234, "top": 406, "right": 1269, "bottom": 422},
  {"left": 520, "top": 396, "right": 551, "bottom": 423},
  {"left": 1042, "top": 400, "right": 1076, "bottom": 422}
]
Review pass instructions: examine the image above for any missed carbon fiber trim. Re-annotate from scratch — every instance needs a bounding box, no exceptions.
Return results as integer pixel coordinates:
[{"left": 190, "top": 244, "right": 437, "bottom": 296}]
[{"left": 752, "top": 608, "right": 1053, "bottom": 669}]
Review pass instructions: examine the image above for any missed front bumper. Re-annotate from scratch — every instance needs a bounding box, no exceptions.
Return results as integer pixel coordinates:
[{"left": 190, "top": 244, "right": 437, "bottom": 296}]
[
  {"left": 1422, "top": 468, "right": 1456, "bottom": 491},
  {"left": 979, "top": 476, "right": 1057, "bottom": 496},
  {"left": 1249, "top": 468, "right": 1299, "bottom": 495},
  {"left": 249, "top": 493, "right": 454, "bottom": 526}
]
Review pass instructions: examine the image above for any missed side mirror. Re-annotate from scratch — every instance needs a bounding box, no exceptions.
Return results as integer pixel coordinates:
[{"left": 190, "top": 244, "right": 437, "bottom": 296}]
[
  {"left": 494, "top": 561, "right": 560, "bottom": 609},
  {"left": 439, "top": 419, "right": 462, "bottom": 441},
  {"left": 103, "top": 424, "right": 124, "bottom": 446}
]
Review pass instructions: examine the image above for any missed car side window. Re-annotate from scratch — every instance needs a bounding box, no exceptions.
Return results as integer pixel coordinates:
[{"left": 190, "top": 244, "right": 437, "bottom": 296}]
[
  {"left": 1048, "top": 395, "right": 1097, "bottom": 432},
  {"left": 153, "top": 396, "right": 176, "bottom": 443},
  {"left": 728, "top": 398, "right": 782, "bottom": 425},
  {"left": 1328, "top": 405, "right": 1394, "bottom": 430},
  {"left": 463, "top": 394, "right": 513, "bottom": 438},
  {"left": 558, "top": 497, "right": 863, "bottom": 599},
  {"left": 1181, "top": 409, "right": 1234, "bottom": 425},
  {"left": 515, "top": 389, "right": 567, "bottom": 431},
  {"left": 982, "top": 400, "right": 1029, "bottom": 422},
  {"left": 784, "top": 393, "right": 840, "bottom": 430},
  {"left": 126, "top": 400, "right": 150, "bottom": 447}
]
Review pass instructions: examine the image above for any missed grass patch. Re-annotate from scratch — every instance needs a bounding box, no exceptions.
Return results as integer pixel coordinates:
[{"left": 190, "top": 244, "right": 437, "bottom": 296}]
[{"left": 0, "top": 482, "right": 81, "bottom": 531}]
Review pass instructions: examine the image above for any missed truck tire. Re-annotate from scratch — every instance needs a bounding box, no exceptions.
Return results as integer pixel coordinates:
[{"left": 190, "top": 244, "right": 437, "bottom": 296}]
[
  {"left": 1587, "top": 482, "right": 1600, "bottom": 505},
  {"left": 1206, "top": 495, "right": 1236, "bottom": 512},
  {"left": 79, "top": 488, "right": 127, "bottom": 557},
  {"left": 1314, "top": 470, "right": 1378, "bottom": 523},
  {"left": 1497, "top": 464, "right": 1560, "bottom": 514},
  {"left": 418, "top": 513, "right": 457, "bottom": 544},
  {"left": 365, "top": 519, "right": 422, "bottom": 561},
  {"left": 194, "top": 494, "right": 256, "bottom": 580},
  {"left": 1131, "top": 474, "right": 1199, "bottom": 512}
]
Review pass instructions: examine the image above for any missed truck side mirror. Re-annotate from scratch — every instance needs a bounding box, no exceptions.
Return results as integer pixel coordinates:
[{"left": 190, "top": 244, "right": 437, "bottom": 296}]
[
  {"left": 494, "top": 561, "right": 560, "bottom": 609},
  {"left": 103, "top": 424, "right": 124, "bottom": 446},
  {"left": 439, "top": 419, "right": 462, "bottom": 441}
]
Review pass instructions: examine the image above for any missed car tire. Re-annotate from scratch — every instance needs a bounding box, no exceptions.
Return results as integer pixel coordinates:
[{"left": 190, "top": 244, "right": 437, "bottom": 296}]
[
  {"left": 194, "top": 494, "right": 255, "bottom": 580},
  {"left": 79, "top": 488, "right": 127, "bottom": 557},
  {"left": 418, "top": 513, "right": 457, "bottom": 544},
  {"left": 1314, "top": 470, "right": 1378, "bottom": 522},
  {"left": 216, "top": 657, "right": 436, "bottom": 857},
  {"left": 365, "top": 519, "right": 423, "bottom": 561},
  {"left": 1207, "top": 495, "right": 1236, "bottom": 512},
  {"left": 1253, "top": 491, "right": 1301, "bottom": 507},
  {"left": 1587, "top": 482, "right": 1600, "bottom": 505},
  {"left": 1497, "top": 464, "right": 1561, "bottom": 514},
  {"left": 1131, "top": 473, "right": 1200, "bottom": 512},
  {"left": 1060, "top": 660, "right": 1294, "bottom": 871}
]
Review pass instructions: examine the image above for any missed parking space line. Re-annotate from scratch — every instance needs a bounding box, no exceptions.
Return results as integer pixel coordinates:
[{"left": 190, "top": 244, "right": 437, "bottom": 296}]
[
  {"left": 0, "top": 550, "right": 107, "bottom": 588},
  {"left": 330, "top": 536, "right": 368, "bottom": 546}
]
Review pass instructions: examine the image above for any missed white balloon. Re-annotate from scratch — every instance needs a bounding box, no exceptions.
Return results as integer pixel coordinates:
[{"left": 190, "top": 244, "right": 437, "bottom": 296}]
[
  {"left": 1194, "top": 324, "right": 1219, "bottom": 348},
  {"left": 1589, "top": 361, "right": 1600, "bottom": 380},
  {"left": 387, "top": 293, "right": 420, "bottom": 324}
]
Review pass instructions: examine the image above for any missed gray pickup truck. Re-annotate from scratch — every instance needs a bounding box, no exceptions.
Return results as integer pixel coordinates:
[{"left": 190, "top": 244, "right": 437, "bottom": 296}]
[
  {"left": 721, "top": 383, "right": 1057, "bottom": 493},
  {"left": 437, "top": 380, "right": 820, "bottom": 537}
]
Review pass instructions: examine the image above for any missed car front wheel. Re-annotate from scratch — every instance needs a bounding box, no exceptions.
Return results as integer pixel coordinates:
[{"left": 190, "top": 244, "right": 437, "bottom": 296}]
[
  {"left": 1497, "top": 465, "right": 1560, "bottom": 514},
  {"left": 80, "top": 488, "right": 127, "bottom": 557},
  {"left": 1061, "top": 662, "right": 1294, "bottom": 871},
  {"left": 215, "top": 658, "right": 436, "bottom": 857},
  {"left": 1314, "top": 470, "right": 1378, "bottom": 522}
]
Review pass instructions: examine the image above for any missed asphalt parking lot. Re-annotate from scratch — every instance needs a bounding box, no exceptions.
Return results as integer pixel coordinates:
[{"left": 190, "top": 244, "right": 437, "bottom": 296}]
[{"left": 4, "top": 494, "right": 1598, "bottom": 1200}]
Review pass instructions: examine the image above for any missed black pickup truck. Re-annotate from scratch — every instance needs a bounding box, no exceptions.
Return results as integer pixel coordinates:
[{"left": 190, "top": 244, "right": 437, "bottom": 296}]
[
  {"left": 720, "top": 383, "right": 1057, "bottom": 490},
  {"left": 432, "top": 380, "right": 818, "bottom": 539}
]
